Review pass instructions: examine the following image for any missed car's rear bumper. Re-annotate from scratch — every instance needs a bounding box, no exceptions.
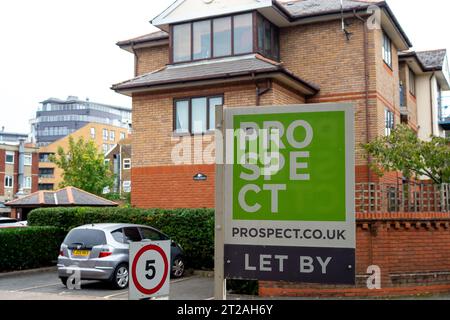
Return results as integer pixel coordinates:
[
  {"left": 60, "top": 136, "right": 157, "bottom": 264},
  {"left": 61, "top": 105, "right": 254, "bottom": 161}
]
[
  {"left": 57, "top": 264, "right": 114, "bottom": 280},
  {"left": 57, "top": 258, "right": 117, "bottom": 281}
]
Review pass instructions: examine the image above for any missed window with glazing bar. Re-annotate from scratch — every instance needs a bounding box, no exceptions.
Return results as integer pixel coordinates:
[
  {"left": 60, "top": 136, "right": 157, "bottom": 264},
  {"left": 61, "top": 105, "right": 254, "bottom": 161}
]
[{"left": 174, "top": 96, "right": 224, "bottom": 134}]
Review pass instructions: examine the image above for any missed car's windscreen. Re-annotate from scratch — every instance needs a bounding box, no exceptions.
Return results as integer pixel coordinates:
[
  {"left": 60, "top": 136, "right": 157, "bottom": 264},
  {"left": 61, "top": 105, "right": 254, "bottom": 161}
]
[
  {"left": 0, "top": 219, "right": 17, "bottom": 224},
  {"left": 64, "top": 229, "right": 107, "bottom": 248}
]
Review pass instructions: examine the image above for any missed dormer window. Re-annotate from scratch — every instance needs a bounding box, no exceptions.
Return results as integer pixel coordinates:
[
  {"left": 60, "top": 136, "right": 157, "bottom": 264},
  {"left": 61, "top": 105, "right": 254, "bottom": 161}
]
[{"left": 170, "top": 12, "right": 279, "bottom": 63}]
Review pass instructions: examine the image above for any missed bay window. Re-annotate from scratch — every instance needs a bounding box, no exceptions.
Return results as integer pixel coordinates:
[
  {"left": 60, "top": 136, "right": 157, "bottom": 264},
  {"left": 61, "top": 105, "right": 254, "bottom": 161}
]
[
  {"left": 233, "top": 13, "right": 253, "bottom": 55},
  {"left": 193, "top": 20, "right": 211, "bottom": 60},
  {"left": 213, "top": 17, "right": 232, "bottom": 57},
  {"left": 173, "top": 23, "right": 192, "bottom": 63},
  {"left": 170, "top": 12, "right": 279, "bottom": 63},
  {"left": 174, "top": 96, "right": 223, "bottom": 134}
]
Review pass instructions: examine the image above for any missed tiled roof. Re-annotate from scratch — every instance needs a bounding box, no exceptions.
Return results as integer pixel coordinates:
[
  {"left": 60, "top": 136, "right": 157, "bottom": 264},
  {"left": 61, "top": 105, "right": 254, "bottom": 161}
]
[
  {"left": 416, "top": 49, "right": 447, "bottom": 71},
  {"left": 117, "top": 31, "right": 169, "bottom": 47},
  {"left": 6, "top": 187, "right": 118, "bottom": 208},
  {"left": 278, "top": 0, "right": 382, "bottom": 18},
  {"left": 112, "top": 54, "right": 319, "bottom": 93},
  {"left": 117, "top": 1, "right": 385, "bottom": 47}
]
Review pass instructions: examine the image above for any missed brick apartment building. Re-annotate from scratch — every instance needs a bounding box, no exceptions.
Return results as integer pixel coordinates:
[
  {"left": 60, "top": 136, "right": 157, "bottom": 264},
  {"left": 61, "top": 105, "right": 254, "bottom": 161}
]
[
  {"left": 113, "top": 0, "right": 450, "bottom": 296},
  {"left": 38, "top": 123, "right": 129, "bottom": 191},
  {"left": 104, "top": 138, "right": 132, "bottom": 194},
  {"left": 0, "top": 139, "right": 39, "bottom": 216},
  {"left": 114, "top": 0, "right": 449, "bottom": 208}
]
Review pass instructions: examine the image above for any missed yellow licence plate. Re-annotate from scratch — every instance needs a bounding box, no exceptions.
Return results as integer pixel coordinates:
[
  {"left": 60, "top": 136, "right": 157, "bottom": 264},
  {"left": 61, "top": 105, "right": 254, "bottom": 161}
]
[{"left": 72, "top": 250, "right": 90, "bottom": 257}]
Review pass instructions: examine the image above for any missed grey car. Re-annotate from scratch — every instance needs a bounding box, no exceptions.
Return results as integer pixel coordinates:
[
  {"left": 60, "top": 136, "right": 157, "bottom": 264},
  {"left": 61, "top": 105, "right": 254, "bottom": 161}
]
[{"left": 57, "top": 223, "right": 185, "bottom": 289}]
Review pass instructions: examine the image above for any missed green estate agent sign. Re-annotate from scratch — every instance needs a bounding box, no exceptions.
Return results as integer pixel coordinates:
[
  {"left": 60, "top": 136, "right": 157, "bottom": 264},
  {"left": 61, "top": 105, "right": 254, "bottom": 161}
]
[
  {"left": 221, "top": 103, "right": 355, "bottom": 285},
  {"left": 233, "top": 111, "right": 346, "bottom": 222}
]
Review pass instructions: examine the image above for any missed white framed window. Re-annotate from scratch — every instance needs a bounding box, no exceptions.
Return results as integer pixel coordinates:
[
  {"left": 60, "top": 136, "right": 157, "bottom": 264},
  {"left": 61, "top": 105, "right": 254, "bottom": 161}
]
[
  {"left": 24, "top": 177, "right": 32, "bottom": 189},
  {"left": 385, "top": 108, "right": 395, "bottom": 136},
  {"left": 24, "top": 154, "right": 32, "bottom": 166},
  {"left": 90, "top": 127, "right": 96, "bottom": 139},
  {"left": 4, "top": 176, "right": 13, "bottom": 188},
  {"left": 110, "top": 130, "right": 115, "bottom": 141},
  {"left": 123, "top": 158, "right": 131, "bottom": 170},
  {"left": 5, "top": 151, "right": 14, "bottom": 164},
  {"left": 382, "top": 32, "right": 392, "bottom": 68},
  {"left": 120, "top": 132, "right": 126, "bottom": 140},
  {"left": 409, "top": 70, "right": 416, "bottom": 96},
  {"left": 123, "top": 181, "right": 131, "bottom": 193},
  {"left": 103, "top": 144, "right": 109, "bottom": 154},
  {"left": 103, "top": 129, "right": 108, "bottom": 141}
]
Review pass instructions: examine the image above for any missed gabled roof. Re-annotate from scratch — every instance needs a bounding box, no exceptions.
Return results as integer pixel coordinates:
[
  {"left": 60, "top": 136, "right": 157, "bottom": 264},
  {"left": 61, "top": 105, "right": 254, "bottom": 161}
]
[
  {"left": 116, "top": 30, "right": 169, "bottom": 49},
  {"left": 6, "top": 187, "right": 118, "bottom": 208},
  {"left": 112, "top": 54, "right": 319, "bottom": 96}
]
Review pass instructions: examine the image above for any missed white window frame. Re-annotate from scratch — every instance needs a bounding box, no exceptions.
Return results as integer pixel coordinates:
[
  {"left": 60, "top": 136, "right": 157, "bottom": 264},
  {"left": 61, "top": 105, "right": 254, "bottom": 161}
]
[
  {"left": 123, "top": 181, "right": 131, "bottom": 193},
  {"left": 110, "top": 130, "right": 115, "bottom": 141},
  {"left": 103, "top": 144, "right": 109, "bottom": 154},
  {"left": 123, "top": 158, "right": 131, "bottom": 170},
  {"left": 382, "top": 32, "right": 392, "bottom": 68},
  {"left": 24, "top": 176, "right": 32, "bottom": 189},
  {"left": 90, "top": 127, "right": 96, "bottom": 139},
  {"left": 4, "top": 176, "right": 13, "bottom": 188},
  {"left": 24, "top": 154, "right": 32, "bottom": 166},
  {"left": 5, "top": 151, "right": 14, "bottom": 164},
  {"left": 103, "top": 129, "right": 108, "bottom": 141},
  {"left": 385, "top": 108, "right": 395, "bottom": 136},
  {"left": 120, "top": 132, "right": 126, "bottom": 140}
]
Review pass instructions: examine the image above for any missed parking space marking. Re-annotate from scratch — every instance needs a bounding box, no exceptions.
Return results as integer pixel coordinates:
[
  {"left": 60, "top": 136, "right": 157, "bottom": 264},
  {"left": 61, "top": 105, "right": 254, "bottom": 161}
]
[
  {"left": 170, "top": 276, "right": 196, "bottom": 284},
  {"left": 12, "top": 282, "right": 62, "bottom": 292},
  {"left": 103, "top": 291, "right": 128, "bottom": 299},
  {"left": 205, "top": 297, "right": 214, "bottom": 300}
]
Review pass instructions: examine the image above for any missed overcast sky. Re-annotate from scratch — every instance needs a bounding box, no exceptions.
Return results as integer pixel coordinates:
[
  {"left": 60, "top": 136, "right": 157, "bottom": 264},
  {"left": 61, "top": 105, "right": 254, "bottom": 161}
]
[{"left": 0, "top": 0, "right": 449, "bottom": 133}]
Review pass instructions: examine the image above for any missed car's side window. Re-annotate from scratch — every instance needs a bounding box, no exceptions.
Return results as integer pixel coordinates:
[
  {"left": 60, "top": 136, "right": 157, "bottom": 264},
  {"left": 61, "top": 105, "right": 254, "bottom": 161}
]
[
  {"left": 140, "top": 228, "right": 166, "bottom": 241},
  {"left": 123, "top": 227, "right": 142, "bottom": 243},
  {"left": 111, "top": 228, "right": 125, "bottom": 243}
]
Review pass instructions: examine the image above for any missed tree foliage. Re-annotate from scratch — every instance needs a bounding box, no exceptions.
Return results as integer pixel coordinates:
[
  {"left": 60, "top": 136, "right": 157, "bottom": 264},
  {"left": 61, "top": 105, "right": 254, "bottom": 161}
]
[
  {"left": 50, "top": 136, "right": 114, "bottom": 194},
  {"left": 363, "top": 125, "right": 450, "bottom": 184}
]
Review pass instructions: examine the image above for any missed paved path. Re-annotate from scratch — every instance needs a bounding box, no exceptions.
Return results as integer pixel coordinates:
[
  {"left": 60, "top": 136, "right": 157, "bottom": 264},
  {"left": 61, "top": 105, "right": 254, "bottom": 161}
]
[
  {"left": 1, "top": 269, "right": 449, "bottom": 300},
  {"left": 0, "top": 269, "right": 214, "bottom": 300}
]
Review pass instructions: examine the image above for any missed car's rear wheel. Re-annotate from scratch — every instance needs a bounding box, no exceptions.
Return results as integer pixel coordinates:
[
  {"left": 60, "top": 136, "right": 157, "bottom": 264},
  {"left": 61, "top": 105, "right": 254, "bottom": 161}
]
[
  {"left": 111, "top": 263, "right": 129, "bottom": 290},
  {"left": 172, "top": 257, "right": 185, "bottom": 278}
]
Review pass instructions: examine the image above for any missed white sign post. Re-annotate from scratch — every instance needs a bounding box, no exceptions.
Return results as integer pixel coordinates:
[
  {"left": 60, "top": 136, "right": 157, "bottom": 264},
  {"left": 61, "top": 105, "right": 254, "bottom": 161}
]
[{"left": 129, "top": 241, "right": 171, "bottom": 300}]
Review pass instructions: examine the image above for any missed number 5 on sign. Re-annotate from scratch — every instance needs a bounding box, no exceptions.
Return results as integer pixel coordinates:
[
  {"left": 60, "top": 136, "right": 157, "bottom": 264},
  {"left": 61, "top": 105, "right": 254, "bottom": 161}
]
[{"left": 129, "top": 241, "right": 171, "bottom": 300}]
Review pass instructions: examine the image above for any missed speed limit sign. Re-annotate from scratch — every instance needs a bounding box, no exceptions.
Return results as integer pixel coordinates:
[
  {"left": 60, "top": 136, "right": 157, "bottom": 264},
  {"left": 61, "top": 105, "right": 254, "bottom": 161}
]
[{"left": 129, "top": 241, "right": 171, "bottom": 300}]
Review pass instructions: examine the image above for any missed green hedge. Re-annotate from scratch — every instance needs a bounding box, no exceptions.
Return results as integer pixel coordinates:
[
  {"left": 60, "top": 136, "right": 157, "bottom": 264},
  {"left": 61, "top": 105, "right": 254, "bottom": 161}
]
[
  {"left": 28, "top": 207, "right": 215, "bottom": 269},
  {"left": 0, "top": 227, "right": 66, "bottom": 272}
]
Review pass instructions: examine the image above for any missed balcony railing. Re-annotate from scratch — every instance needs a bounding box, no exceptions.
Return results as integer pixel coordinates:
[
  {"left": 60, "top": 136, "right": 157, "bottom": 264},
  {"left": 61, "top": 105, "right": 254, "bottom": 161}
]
[
  {"left": 38, "top": 174, "right": 55, "bottom": 179},
  {"left": 356, "top": 183, "right": 450, "bottom": 213}
]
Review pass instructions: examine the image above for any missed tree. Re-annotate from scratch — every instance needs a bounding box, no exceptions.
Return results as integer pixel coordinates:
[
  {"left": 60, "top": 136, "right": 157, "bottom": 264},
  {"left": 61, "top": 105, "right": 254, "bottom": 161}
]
[
  {"left": 50, "top": 136, "right": 114, "bottom": 195},
  {"left": 363, "top": 125, "right": 450, "bottom": 184}
]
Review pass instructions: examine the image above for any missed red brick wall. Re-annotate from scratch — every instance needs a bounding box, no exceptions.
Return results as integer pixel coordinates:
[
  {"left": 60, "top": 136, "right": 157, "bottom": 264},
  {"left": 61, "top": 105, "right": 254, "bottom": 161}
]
[
  {"left": 260, "top": 213, "right": 450, "bottom": 297},
  {"left": 130, "top": 80, "right": 306, "bottom": 209},
  {"left": 132, "top": 165, "right": 215, "bottom": 209},
  {"left": 32, "top": 152, "right": 39, "bottom": 193}
]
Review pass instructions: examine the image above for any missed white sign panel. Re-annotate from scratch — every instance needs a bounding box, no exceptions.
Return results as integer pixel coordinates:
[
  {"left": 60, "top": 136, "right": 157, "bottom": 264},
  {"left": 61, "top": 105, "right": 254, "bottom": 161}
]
[{"left": 129, "top": 241, "right": 171, "bottom": 300}]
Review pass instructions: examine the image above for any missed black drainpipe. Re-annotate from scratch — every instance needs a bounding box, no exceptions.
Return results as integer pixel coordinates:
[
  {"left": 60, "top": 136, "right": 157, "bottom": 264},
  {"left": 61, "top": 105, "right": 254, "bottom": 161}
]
[{"left": 255, "top": 77, "right": 272, "bottom": 106}]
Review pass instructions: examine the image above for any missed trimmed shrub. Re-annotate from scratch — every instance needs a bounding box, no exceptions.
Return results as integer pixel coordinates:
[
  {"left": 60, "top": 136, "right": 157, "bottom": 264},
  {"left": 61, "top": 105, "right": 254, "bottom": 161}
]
[
  {"left": 0, "top": 227, "right": 66, "bottom": 272},
  {"left": 28, "top": 207, "right": 215, "bottom": 269}
]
